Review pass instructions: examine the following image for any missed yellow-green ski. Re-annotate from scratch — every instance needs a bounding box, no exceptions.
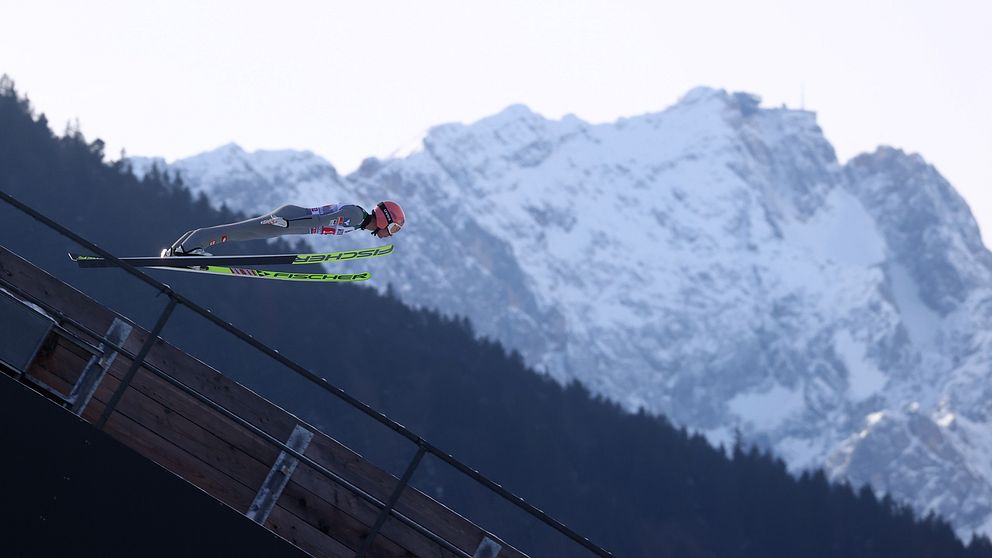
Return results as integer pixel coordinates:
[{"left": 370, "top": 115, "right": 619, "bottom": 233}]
[{"left": 150, "top": 265, "right": 371, "bottom": 282}]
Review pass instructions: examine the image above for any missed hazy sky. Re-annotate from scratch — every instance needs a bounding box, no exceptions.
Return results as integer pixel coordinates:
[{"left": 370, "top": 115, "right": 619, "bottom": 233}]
[{"left": 2, "top": 0, "right": 990, "bottom": 241}]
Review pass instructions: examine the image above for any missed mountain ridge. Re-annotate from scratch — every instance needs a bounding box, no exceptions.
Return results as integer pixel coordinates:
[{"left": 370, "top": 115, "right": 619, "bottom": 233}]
[{"left": 128, "top": 87, "right": 992, "bottom": 536}]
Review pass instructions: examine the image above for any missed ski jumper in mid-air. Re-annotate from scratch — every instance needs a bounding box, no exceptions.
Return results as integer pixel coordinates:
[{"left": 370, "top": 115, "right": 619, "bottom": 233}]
[{"left": 162, "top": 201, "right": 406, "bottom": 256}]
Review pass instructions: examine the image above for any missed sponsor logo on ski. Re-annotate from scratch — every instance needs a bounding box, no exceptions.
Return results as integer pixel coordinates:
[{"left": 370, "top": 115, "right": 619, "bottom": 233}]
[
  {"left": 292, "top": 245, "right": 394, "bottom": 264},
  {"left": 257, "top": 270, "right": 370, "bottom": 280}
]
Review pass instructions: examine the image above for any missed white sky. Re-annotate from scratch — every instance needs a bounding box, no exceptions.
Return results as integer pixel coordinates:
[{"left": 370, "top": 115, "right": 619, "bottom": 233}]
[{"left": 2, "top": 0, "right": 990, "bottom": 242}]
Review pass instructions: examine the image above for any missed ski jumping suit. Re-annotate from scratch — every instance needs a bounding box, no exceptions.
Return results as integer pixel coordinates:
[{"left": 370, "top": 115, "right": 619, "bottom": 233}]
[{"left": 170, "top": 204, "right": 370, "bottom": 253}]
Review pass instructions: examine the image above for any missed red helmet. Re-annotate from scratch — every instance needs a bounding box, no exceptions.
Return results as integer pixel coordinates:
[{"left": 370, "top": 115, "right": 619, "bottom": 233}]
[{"left": 373, "top": 200, "right": 405, "bottom": 236}]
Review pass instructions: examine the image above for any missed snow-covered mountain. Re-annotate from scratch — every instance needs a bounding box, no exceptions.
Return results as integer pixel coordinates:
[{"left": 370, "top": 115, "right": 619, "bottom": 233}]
[{"left": 129, "top": 88, "right": 992, "bottom": 537}]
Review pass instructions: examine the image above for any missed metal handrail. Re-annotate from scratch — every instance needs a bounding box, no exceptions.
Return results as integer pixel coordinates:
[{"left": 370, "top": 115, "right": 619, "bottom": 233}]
[{"left": 0, "top": 190, "right": 614, "bottom": 558}]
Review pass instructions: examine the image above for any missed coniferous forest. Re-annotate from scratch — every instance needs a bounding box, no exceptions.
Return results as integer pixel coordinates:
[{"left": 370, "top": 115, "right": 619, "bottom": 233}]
[{"left": 2, "top": 76, "right": 990, "bottom": 557}]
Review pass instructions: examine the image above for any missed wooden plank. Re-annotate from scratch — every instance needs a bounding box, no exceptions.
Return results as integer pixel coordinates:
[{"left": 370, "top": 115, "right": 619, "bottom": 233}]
[
  {"left": 266, "top": 505, "right": 355, "bottom": 558},
  {"left": 105, "top": 339, "right": 513, "bottom": 558},
  {"left": 94, "top": 358, "right": 282, "bottom": 466},
  {"left": 51, "top": 333, "right": 94, "bottom": 361},
  {"left": 100, "top": 410, "right": 257, "bottom": 513},
  {"left": 84, "top": 368, "right": 260, "bottom": 466},
  {"left": 23, "top": 365, "right": 73, "bottom": 398},
  {"left": 97, "top": 340, "right": 523, "bottom": 557},
  {"left": 93, "top": 362, "right": 315, "bottom": 506},
  {"left": 27, "top": 340, "right": 87, "bottom": 393},
  {"left": 280, "top": 477, "right": 458, "bottom": 558},
  {"left": 303, "top": 437, "right": 525, "bottom": 558},
  {"left": 82, "top": 366, "right": 266, "bottom": 494},
  {"left": 111, "top": 332, "right": 481, "bottom": 552},
  {"left": 89, "top": 362, "right": 442, "bottom": 558},
  {"left": 100, "top": 407, "right": 329, "bottom": 557},
  {"left": 116, "top": 330, "right": 299, "bottom": 442},
  {"left": 89, "top": 380, "right": 273, "bottom": 493},
  {"left": 275, "top": 487, "right": 419, "bottom": 558}
]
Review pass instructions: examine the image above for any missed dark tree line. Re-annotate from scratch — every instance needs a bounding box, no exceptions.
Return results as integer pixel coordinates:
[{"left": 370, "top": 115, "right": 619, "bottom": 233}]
[{"left": 2, "top": 76, "right": 990, "bottom": 557}]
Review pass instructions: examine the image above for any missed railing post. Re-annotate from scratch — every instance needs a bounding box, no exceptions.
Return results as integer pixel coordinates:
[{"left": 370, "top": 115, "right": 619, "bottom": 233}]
[
  {"left": 356, "top": 444, "right": 428, "bottom": 558},
  {"left": 95, "top": 297, "right": 178, "bottom": 429}
]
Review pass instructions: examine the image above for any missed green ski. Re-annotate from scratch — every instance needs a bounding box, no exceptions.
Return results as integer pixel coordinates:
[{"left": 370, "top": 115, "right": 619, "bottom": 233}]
[{"left": 150, "top": 265, "right": 371, "bottom": 282}]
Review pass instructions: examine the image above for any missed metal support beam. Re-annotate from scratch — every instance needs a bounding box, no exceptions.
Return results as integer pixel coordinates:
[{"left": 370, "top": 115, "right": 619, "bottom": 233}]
[
  {"left": 473, "top": 537, "right": 502, "bottom": 558},
  {"left": 96, "top": 298, "right": 177, "bottom": 429},
  {"left": 69, "top": 318, "right": 133, "bottom": 415},
  {"left": 355, "top": 444, "right": 428, "bottom": 558},
  {"left": 246, "top": 424, "right": 314, "bottom": 524}
]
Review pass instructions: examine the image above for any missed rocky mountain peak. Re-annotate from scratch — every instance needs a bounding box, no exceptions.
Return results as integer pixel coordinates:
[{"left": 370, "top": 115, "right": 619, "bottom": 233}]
[
  {"left": 131, "top": 89, "right": 992, "bottom": 537},
  {"left": 846, "top": 147, "right": 992, "bottom": 314}
]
